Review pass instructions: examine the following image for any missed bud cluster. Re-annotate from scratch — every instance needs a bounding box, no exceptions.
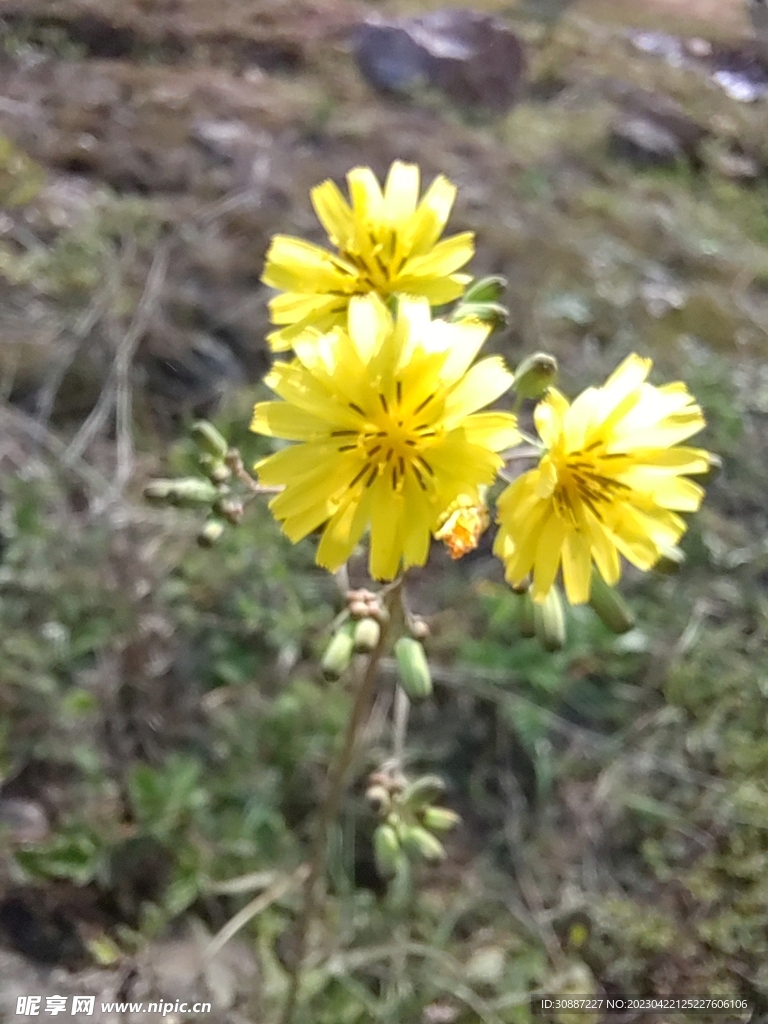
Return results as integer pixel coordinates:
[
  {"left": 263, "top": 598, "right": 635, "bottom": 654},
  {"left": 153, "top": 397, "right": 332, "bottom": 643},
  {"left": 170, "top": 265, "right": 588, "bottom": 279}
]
[
  {"left": 143, "top": 421, "right": 249, "bottom": 547},
  {"left": 320, "top": 589, "right": 393, "bottom": 680},
  {"left": 367, "top": 770, "right": 460, "bottom": 880}
]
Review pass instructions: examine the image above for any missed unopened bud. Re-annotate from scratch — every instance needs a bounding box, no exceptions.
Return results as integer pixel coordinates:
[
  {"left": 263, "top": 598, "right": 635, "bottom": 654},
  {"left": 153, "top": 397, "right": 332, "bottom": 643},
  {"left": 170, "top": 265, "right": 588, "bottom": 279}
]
[
  {"left": 400, "top": 825, "right": 446, "bottom": 864},
  {"left": 394, "top": 636, "right": 433, "bottom": 701},
  {"left": 373, "top": 823, "right": 402, "bottom": 879},
  {"left": 462, "top": 275, "right": 507, "bottom": 305},
  {"left": 409, "top": 617, "right": 430, "bottom": 640},
  {"left": 534, "top": 585, "right": 566, "bottom": 652},
  {"left": 401, "top": 775, "right": 446, "bottom": 812},
  {"left": 365, "top": 784, "right": 392, "bottom": 817},
  {"left": 353, "top": 617, "right": 382, "bottom": 654},
  {"left": 520, "top": 589, "right": 536, "bottom": 638},
  {"left": 655, "top": 545, "right": 685, "bottom": 575},
  {"left": 701, "top": 452, "right": 722, "bottom": 485},
  {"left": 513, "top": 352, "right": 558, "bottom": 399},
  {"left": 197, "top": 518, "right": 226, "bottom": 547},
  {"left": 216, "top": 498, "right": 244, "bottom": 525},
  {"left": 321, "top": 627, "right": 355, "bottom": 681},
  {"left": 144, "top": 477, "right": 218, "bottom": 507},
  {"left": 421, "top": 806, "right": 461, "bottom": 833},
  {"left": 349, "top": 599, "right": 370, "bottom": 620},
  {"left": 588, "top": 571, "right": 635, "bottom": 634},
  {"left": 191, "top": 420, "right": 229, "bottom": 460},
  {"left": 451, "top": 301, "right": 508, "bottom": 330},
  {"left": 208, "top": 462, "right": 232, "bottom": 484}
]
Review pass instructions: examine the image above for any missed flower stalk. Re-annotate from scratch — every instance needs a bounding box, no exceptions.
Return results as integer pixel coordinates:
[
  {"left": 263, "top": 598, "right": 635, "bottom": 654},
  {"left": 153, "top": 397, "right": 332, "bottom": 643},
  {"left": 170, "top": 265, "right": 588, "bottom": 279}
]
[{"left": 278, "top": 577, "right": 403, "bottom": 1024}]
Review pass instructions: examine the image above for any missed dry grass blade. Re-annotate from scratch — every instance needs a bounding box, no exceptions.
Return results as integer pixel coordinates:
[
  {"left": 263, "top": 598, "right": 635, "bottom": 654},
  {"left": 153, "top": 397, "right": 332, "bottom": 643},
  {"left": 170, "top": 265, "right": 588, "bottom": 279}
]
[
  {"left": 205, "top": 863, "right": 310, "bottom": 962},
  {"left": 63, "top": 241, "right": 170, "bottom": 490}
]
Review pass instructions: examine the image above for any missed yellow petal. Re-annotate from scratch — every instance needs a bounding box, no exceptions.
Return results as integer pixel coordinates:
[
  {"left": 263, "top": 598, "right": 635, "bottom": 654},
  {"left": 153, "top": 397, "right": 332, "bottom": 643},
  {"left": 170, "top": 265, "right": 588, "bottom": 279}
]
[
  {"left": 316, "top": 488, "right": 372, "bottom": 571},
  {"left": 369, "top": 479, "right": 404, "bottom": 580},
  {"left": 311, "top": 178, "right": 355, "bottom": 249},
  {"left": 407, "top": 174, "right": 457, "bottom": 253},
  {"left": 442, "top": 357, "right": 514, "bottom": 425},
  {"left": 462, "top": 412, "right": 520, "bottom": 452},
  {"left": 383, "top": 161, "right": 420, "bottom": 227},
  {"left": 398, "top": 232, "right": 475, "bottom": 281},
  {"left": 561, "top": 529, "right": 593, "bottom": 604},
  {"left": 531, "top": 513, "right": 566, "bottom": 601},
  {"left": 250, "top": 401, "right": 327, "bottom": 440},
  {"left": 534, "top": 389, "right": 569, "bottom": 449},
  {"left": 347, "top": 166, "right": 384, "bottom": 223}
]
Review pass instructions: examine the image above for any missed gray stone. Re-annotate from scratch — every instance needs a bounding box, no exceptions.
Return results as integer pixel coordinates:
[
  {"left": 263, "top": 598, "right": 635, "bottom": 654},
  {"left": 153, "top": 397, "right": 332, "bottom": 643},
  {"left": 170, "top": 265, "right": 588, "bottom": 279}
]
[{"left": 354, "top": 8, "right": 525, "bottom": 112}]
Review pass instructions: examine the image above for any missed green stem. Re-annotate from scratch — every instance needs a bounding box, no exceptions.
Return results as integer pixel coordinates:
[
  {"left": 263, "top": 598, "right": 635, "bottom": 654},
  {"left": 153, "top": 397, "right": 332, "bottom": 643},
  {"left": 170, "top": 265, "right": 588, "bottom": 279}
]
[{"left": 279, "top": 578, "right": 403, "bottom": 1024}]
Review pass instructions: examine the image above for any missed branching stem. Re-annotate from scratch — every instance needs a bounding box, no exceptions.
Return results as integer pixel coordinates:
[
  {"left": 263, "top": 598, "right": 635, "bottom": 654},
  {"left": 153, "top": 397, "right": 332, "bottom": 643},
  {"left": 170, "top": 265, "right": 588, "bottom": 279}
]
[{"left": 279, "top": 577, "right": 403, "bottom": 1024}]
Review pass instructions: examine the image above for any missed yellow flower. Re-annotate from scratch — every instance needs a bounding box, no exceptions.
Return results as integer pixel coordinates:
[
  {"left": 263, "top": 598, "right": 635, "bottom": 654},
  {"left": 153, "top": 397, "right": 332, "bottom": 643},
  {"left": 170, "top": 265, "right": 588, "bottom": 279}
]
[
  {"left": 262, "top": 161, "right": 475, "bottom": 351},
  {"left": 494, "top": 354, "right": 713, "bottom": 605},
  {"left": 251, "top": 295, "right": 519, "bottom": 580}
]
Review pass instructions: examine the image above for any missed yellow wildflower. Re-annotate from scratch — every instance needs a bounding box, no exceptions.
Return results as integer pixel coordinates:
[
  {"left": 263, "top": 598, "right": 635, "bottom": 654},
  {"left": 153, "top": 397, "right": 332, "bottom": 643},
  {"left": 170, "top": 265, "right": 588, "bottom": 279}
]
[
  {"left": 494, "top": 354, "right": 713, "bottom": 605},
  {"left": 262, "top": 161, "right": 475, "bottom": 351},
  {"left": 251, "top": 295, "right": 519, "bottom": 580}
]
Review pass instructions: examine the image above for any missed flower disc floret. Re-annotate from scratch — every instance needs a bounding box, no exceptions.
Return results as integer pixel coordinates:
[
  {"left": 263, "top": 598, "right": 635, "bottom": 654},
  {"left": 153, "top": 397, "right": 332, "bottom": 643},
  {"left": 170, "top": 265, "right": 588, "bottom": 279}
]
[
  {"left": 251, "top": 295, "right": 519, "bottom": 580},
  {"left": 494, "top": 354, "right": 713, "bottom": 605},
  {"left": 262, "top": 161, "right": 475, "bottom": 351}
]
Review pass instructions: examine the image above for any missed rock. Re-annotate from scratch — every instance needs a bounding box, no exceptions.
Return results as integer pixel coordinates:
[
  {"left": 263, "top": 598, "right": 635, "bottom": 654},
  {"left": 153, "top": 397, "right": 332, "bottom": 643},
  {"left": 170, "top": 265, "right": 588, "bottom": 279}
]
[
  {"left": 610, "top": 114, "right": 687, "bottom": 167},
  {"left": 354, "top": 9, "right": 525, "bottom": 112},
  {"left": 606, "top": 84, "right": 708, "bottom": 167},
  {"left": 706, "top": 142, "right": 761, "bottom": 182},
  {"left": 605, "top": 88, "right": 707, "bottom": 169},
  {"left": 632, "top": 29, "right": 768, "bottom": 104},
  {"left": 0, "top": 799, "right": 50, "bottom": 844},
  {"left": 353, "top": 23, "right": 431, "bottom": 94}
]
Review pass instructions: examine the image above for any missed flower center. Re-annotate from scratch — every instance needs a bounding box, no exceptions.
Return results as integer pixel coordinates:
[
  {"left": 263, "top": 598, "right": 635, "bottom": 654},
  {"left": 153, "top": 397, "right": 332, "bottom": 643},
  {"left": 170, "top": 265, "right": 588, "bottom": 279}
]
[
  {"left": 550, "top": 445, "right": 629, "bottom": 526},
  {"left": 339, "top": 227, "right": 405, "bottom": 295},
  {"left": 333, "top": 388, "right": 440, "bottom": 494}
]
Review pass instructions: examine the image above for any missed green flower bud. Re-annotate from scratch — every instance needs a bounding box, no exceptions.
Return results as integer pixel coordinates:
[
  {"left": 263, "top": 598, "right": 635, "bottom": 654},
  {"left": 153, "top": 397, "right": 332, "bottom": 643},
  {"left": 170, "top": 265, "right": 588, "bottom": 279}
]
[
  {"left": 513, "top": 352, "right": 559, "bottom": 399},
  {"left": 421, "top": 806, "right": 461, "bottom": 833},
  {"left": 534, "top": 585, "right": 566, "bottom": 652},
  {"left": 144, "top": 479, "right": 175, "bottom": 503},
  {"left": 191, "top": 420, "right": 229, "bottom": 460},
  {"left": 353, "top": 617, "right": 381, "bottom": 654},
  {"left": 701, "top": 452, "right": 722, "bottom": 485},
  {"left": 208, "top": 462, "right": 232, "bottom": 484},
  {"left": 373, "top": 823, "right": 402, "bottom": 879},
  {"left": 144, "top": 477, "right": 218, "bottom": 507},
  {"left": 654, "top": 545, "right": 685, "bottom": 575},
  {"left": 197, "top": 518, "right": 226, "bottom": 547},
  {"left": 451, "top": 301, "right": 508, "bottom": 330},
  {"left": 401, "top": 774, "right": 446, "bottom": 812},
  {"left": 321, "top": 626, "right": 355, "bottom": 681},
  {"left": 462, "top": 275, "right": 508, "bottom": 305},
  {"left": 394, "top": 637, "right": 432, "bottom": 701},
  {"left": 400, "top": 824, "right": 446, "bottom": 864},
  {"left": 588, "top": 571, "right": 635, "bottom": 634},
  {"left": 520, "top": 589, "right": 537, "bottom": 638}
]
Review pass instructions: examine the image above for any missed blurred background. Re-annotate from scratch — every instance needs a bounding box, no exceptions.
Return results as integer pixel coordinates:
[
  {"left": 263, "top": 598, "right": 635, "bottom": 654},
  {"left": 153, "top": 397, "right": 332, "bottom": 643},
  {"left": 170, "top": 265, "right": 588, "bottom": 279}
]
[{"left": 0, "top": 0, "right": 767, "bottom": 1020}]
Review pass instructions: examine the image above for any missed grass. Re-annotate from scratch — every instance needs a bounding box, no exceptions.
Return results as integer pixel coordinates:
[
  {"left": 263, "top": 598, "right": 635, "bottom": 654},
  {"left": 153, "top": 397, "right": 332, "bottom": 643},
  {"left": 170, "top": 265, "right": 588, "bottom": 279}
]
[{"left": 2, "top": 0, "right": 768, "bottom": 1017}]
